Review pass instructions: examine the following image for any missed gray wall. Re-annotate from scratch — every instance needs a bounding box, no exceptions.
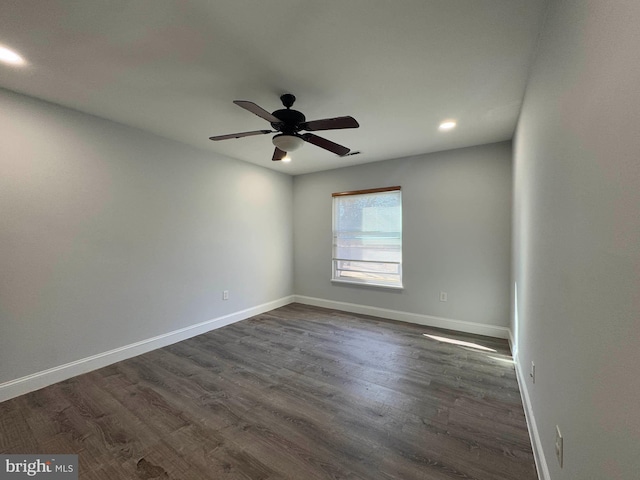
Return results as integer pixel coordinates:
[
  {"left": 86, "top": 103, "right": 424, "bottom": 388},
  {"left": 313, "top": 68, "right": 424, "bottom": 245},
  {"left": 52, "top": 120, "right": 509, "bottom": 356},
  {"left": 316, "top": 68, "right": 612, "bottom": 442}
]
[
  {"left": 294, "top": 142, "right": 513, "bottom": 328},
  {"left": 513, "top": 1, "right": 640, "bottom": 478},
  {"left": 0, "top": 88, "right": 293, "bottom": 384}
]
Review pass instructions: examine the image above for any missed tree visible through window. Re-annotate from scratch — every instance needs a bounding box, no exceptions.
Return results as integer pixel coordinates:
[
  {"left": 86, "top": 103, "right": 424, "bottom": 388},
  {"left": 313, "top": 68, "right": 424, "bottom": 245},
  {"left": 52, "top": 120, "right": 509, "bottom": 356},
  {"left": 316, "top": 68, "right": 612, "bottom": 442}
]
[{"left": 332, "top": 187, "right": 402, "bottom": 288}]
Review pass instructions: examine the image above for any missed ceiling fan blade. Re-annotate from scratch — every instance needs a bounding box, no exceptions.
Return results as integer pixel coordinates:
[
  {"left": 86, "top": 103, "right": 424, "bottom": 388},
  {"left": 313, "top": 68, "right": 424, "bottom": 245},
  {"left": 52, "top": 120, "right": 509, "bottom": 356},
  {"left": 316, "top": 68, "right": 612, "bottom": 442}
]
[
  {"left": 300, "top": 116, "right": 359, "bottom": 132},
  {"left": 272, "top": 147, "right": 287, "bottom": 161},
  {"left": 302, "top": 133, "right": 350, "bottom": 156},
  {"left": 234, "top": 100, "right": 282, "bottom": 124},
  {"left": 209, "top": 129, "right": 273, "bottom": 141}
]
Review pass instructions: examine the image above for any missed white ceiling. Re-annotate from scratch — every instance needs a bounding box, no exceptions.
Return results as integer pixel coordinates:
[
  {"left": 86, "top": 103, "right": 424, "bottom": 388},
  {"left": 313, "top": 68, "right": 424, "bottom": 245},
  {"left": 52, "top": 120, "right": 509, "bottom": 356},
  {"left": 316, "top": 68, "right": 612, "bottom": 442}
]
[{"left": 0, "top": 0, "right": 547, "bottom": 175}]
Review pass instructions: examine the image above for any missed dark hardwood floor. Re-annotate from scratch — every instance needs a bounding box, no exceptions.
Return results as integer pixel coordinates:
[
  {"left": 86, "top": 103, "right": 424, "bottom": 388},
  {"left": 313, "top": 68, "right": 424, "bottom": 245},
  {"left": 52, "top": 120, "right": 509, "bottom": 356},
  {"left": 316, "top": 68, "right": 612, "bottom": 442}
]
[{"left": 0, "top": 304, "right": 537, "bottom": 479}]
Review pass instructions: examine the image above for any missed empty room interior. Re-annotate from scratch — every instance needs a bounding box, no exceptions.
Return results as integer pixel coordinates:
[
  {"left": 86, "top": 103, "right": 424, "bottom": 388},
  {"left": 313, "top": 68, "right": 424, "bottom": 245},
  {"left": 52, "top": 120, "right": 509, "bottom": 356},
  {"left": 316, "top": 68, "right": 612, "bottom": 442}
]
[{"left": 1, "top": 1, "right": 639, "bottom": 479}]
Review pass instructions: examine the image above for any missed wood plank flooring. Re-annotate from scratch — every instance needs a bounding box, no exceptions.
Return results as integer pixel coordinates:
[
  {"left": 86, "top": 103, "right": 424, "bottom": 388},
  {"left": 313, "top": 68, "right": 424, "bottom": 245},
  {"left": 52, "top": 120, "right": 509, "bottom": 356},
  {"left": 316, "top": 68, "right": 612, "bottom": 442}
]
[{"left": 0, "top": 304, "right": 537, "bottom": 479}]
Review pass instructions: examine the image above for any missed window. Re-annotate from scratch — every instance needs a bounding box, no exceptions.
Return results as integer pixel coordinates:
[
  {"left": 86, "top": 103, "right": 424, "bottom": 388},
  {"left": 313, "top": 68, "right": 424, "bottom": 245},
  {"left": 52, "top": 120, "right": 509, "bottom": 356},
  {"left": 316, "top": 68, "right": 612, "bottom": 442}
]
[{"left": 332, "top": 186, "right": 402, "bottom": 288}]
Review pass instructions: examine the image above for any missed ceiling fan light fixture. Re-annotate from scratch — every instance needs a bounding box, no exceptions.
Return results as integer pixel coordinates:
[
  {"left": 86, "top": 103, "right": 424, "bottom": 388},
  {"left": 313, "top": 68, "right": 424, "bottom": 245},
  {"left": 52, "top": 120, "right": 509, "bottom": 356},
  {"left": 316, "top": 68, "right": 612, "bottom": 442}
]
[
  {"left": 281, "top": 155, "right": 292, "bottom": 163},
  {"left": 272, "top": 134, "right": 304, "bottom": 152}
]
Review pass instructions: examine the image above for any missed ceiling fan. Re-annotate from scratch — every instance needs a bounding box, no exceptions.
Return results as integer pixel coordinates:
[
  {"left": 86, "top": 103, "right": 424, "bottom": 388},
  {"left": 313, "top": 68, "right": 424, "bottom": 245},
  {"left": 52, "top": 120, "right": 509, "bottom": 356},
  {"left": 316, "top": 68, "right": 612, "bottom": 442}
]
[{"left": 209, "top": 94, "right": 359, "bottom": 161}]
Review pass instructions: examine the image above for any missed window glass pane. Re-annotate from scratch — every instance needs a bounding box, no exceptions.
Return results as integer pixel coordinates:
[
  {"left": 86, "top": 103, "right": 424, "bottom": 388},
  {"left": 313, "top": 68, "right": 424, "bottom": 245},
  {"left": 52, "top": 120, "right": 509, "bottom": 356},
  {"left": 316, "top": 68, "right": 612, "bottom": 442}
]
[
  {"left": 335, "top": 191, "right": 402, "bottom": 234},
  {"left": 334, "top": 260, "right": 401, "bottom": 284},
  {"left": 332, "top": 189, "right": 402, "bottom": 287}
]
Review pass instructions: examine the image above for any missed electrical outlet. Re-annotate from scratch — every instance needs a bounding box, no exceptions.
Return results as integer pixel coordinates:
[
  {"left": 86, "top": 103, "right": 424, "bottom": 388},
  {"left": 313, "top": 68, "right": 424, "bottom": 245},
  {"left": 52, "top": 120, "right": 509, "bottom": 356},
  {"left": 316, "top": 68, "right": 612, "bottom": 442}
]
[
  {"left": 223, "top": 290, "right": 229, "bottom": 300},
  {"left": 530, "top": 361, "right": 535, "bottom": 383},
  {"left": 439, "top": 291, "right": 448, "bottom": 302},
  {"left": 555, "top": 425, "right": 563, "bottom": 468}
]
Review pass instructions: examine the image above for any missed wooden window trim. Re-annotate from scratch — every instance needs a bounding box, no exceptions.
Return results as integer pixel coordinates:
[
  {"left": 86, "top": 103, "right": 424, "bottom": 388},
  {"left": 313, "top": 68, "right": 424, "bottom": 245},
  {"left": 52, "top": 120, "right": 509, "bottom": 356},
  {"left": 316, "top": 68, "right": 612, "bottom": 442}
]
[{"left": 332, "top": 186, "right": 401, "bottom": 197}]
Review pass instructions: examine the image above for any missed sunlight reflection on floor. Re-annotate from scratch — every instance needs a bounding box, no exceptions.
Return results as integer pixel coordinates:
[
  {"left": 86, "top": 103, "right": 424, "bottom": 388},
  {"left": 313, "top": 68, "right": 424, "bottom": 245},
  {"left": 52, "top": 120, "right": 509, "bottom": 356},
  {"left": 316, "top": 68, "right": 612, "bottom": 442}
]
[{"left": 422, "top": 334, "right": 497, "bottom": 353}]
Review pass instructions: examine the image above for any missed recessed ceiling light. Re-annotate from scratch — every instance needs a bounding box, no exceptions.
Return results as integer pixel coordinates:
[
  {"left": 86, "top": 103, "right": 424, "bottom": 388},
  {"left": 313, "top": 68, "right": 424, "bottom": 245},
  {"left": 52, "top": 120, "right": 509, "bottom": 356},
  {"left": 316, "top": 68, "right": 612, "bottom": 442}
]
[
  {"left": 281, "top": 155, "right": 292, "bottom": 163},
  {"left": 439, "top": 120, "right": 457, "bottom": 131},
  {"left": 0, "top": 45, "right": 26, "bottom": 66}
]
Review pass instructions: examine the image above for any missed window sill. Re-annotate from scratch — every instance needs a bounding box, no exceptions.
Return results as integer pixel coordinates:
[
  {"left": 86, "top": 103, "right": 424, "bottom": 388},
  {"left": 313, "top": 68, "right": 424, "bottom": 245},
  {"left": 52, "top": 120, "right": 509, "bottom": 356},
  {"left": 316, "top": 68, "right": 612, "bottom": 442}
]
[{"left": 331, "top": 279, "right": 404, "bottom": 291}]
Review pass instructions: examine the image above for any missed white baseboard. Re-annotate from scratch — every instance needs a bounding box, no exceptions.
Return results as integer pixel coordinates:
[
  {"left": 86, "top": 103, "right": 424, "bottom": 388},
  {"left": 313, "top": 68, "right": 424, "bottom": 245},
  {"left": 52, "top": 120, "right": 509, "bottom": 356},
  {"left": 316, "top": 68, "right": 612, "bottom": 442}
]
[
  {"left": 508, "top": 328, "right": 516, "bottom": 354},
  {"left": 0, "top": 296, "right": 295, "bottom": 403},
  {"left": 513, "top": 352, "right": 551, "bottom": 480},
  {"left": 293, "top": 295, "right": 510, "bottom": 339}
]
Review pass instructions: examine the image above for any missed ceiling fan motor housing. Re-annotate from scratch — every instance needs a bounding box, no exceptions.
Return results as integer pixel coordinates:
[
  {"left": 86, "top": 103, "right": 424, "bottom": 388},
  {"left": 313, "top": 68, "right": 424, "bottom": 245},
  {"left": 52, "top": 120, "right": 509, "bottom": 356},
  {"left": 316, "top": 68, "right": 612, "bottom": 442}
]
[{"left": 271, "top": 108, "right": 305, "bottom": 134}]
